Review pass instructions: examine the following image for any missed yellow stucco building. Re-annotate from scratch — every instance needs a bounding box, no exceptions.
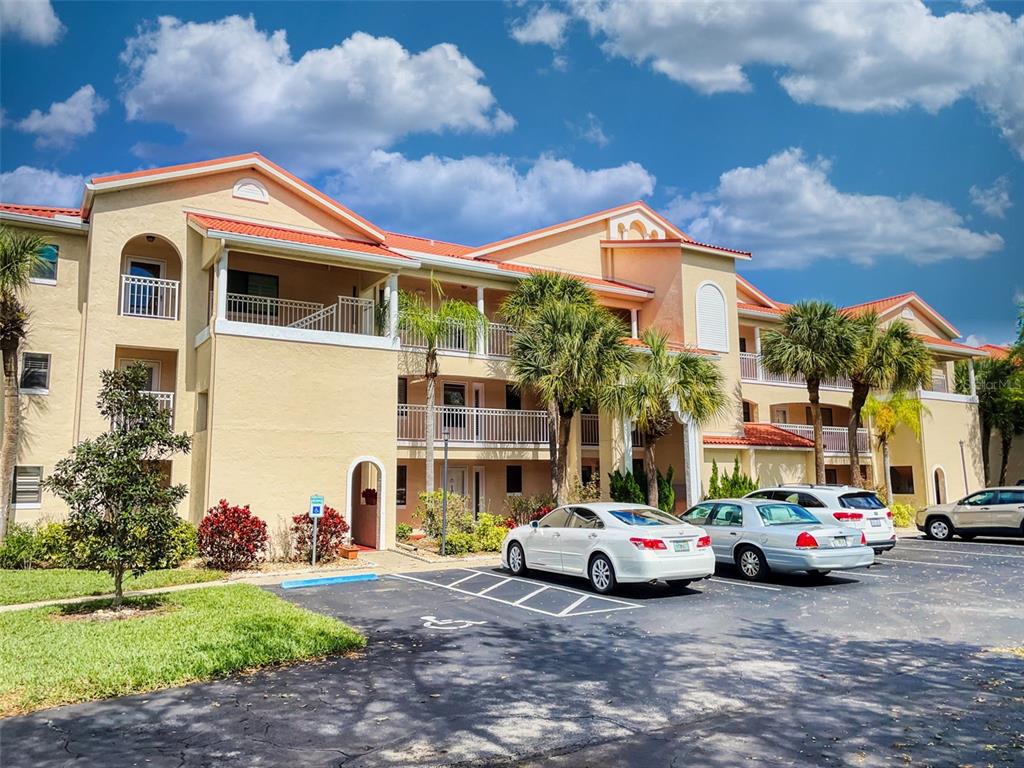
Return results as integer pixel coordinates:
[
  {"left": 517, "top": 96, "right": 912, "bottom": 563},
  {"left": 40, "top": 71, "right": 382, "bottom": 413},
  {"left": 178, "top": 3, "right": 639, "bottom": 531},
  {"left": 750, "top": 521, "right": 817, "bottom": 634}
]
[{"left": 1, "top": 152, "right": 988, "bottom": 548}]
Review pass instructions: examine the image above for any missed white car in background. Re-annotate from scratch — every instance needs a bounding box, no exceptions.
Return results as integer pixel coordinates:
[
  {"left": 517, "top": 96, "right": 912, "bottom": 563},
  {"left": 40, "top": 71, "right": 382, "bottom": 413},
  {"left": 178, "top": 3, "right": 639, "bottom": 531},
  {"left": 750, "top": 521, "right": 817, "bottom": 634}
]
[
  {"left": 744, "top": 485, "right": 897, "bottom": 553},
  {"left": 502, "top": 503, "right": 715, "bottom": 594}
]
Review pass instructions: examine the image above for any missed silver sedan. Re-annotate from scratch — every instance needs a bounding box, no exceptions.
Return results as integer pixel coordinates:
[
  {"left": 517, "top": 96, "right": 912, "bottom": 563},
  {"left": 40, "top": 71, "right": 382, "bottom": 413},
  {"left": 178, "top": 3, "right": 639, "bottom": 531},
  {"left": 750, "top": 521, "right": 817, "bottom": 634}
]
[{"left": 679, "top": 498, "right": 874, "bottom": 581}]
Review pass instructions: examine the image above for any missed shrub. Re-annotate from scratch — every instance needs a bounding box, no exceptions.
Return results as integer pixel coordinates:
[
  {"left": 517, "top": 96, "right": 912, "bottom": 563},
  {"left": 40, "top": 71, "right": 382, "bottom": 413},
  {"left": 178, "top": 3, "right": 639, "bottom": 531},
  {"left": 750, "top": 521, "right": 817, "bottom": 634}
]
[
  {"left": 414, "top": 491, "right": 473, "bottom": 538},
  {"left": 197, "top": 500, "right": 268, "bottom": 571},
  {"left": 395, "top": 523, "right": 413, "bottom": 542},
  {"left": 567, "top": 476, "right": 601, "bottom": 503},
  {"left": 889, "top": 502, "right": 916, "bottom": 528},
  {"left": 656, "top": 466, "right": 676, "bottom": 513},
  {"left": 34, "top": 522, "right": 72, "bottom": 568},
  {"left": 505, "top": 493, "right": 555, "bottom": 526},
  {"left": 442, "top": 531, "right": 477, "bottom": 556},
  {"left": 473, "top": 513, "right": 508, "bottom": 552},
  {"left": 706, "top": 457, "right": 757, "bottom": 499},
  {"left": 291, "top": 506, "right": 350, "bottom": 563},
  {"left": 608, "top": 470, "right": 645, "bottom": 504},
  {"left": 0, "top": 523, "right": 38, "bottom": 569}
]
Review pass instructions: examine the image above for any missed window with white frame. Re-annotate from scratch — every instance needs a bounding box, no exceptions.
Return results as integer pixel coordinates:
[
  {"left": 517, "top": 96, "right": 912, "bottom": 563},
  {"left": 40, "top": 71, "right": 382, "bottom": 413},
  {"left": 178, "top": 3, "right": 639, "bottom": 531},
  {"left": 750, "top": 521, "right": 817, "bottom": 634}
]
[
  {"left": 13, "top": 466, "right": 43, "bottom": 507},
  {"left": 696, "top": 282, "right": 729, "bottom": 352},
  {"left": 30, "top": 244, "right": 58, "bottom": 283},
  {"left": 19, "top": 352, "right": 50, "bottom": 393}
]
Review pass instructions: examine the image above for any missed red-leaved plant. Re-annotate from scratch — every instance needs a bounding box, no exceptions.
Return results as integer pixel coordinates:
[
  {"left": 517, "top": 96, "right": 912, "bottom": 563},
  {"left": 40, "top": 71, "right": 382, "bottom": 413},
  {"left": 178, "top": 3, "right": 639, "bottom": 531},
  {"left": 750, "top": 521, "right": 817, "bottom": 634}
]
[
  {"left": 291, "top": 506, "right": 350, "bottom": 563},
  {"left": 197, "top": 500, "right": 268, "bottom": 570}
]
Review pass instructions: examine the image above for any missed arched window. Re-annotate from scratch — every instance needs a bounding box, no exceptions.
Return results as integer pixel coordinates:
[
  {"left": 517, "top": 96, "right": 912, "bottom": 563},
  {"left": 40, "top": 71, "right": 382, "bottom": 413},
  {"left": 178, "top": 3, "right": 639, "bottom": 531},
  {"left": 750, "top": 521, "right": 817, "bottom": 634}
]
[
  {"left": 696, "top": 281, "right": 729, "bottom": 352},
  {"left": 232, "top": 177, "right": 269, "bottom": 203}
]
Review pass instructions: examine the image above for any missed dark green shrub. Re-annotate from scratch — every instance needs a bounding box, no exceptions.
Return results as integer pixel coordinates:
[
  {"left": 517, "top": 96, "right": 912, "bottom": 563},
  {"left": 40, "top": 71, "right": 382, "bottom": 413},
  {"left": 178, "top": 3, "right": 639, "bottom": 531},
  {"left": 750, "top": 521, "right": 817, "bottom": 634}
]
[
  {"left": 706, "top": 457, "right": 757, "bottom": 499},
  {"left": 608, "top": 470, "right": 645, "bottom": 504},
  {"left": 157, "top": 519, "right": 198, "bottom": 568},
  {"left": 415, "top": 491, "right": 473, "bottom": 538},
  {"left": 34, "top": 522, "right": 72, "bottom": 568},
  {"left": 442, "top": 531, "right": 476, "bottom": 556},
  {"left": 656, "top": 466, "right": 676, "bottom": 513},
  {"left": 0, "top": 523, "right": 37, "bottom": 569},
  {"left": 396, "top": 523, "right": 413, "bottom": 541}
]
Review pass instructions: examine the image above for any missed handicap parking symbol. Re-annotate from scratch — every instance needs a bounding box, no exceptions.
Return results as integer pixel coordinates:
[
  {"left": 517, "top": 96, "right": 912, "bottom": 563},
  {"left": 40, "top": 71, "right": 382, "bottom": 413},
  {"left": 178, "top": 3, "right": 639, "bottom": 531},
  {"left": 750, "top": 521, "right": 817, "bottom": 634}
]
[{"left": 421, "top": 615, "right": 487, "bottom": 631}]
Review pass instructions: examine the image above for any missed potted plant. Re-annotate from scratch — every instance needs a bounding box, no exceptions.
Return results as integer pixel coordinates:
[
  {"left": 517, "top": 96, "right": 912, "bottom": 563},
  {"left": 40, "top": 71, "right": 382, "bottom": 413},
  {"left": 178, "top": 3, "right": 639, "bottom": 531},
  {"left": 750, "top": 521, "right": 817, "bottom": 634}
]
[
  {"left": 339, "top": 539, "right": 360, "bottom": 559},
  {"left": 361, "top": 488, "right": 378, "bottom": 506}
]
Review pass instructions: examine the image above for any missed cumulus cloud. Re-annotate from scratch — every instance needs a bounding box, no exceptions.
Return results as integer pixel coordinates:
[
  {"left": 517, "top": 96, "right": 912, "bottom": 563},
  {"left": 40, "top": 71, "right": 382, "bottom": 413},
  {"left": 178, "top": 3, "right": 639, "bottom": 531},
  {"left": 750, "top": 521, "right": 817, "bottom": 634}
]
[
  {"left": 119, "top": 15, "right": 514, "bottom": 173},
  {"left": 571, "top": 0, "right": 1024, "bottom": 158},
  {"left": 0, "top": 0, "right": 63, "bottom": 45},
  {"left": 664, "top": 148, "right": 1003, "bottom": 268},
  {"left": 567, "top": 113, "right": 609, "bottom": 147},
  {"left": 0, "top": 166, "right": 85, "bottom": 207},
  {"left": 969, "top": 176, "right": 1013, "bottom": 218},
  {"left": 326, "top": 151, "right": 655, "bottom": 243},
  {"left": 15, "top": 85, "right": 108, "bottom": 149},
  {"left": 510, "top": 5, "right": 571, "bottom": 47}
]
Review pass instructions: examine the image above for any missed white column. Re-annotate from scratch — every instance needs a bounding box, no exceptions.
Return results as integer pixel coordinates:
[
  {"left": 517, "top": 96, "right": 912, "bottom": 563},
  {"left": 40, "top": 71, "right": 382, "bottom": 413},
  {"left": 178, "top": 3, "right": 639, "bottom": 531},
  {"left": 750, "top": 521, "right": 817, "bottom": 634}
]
[
  {"left": 386, "top": 273, "right": 399, "bottom": 339},
  {"left": 754, "top": 326, "right": 762, "bottom": 354},
  {"left": 216, "top": 249, "right": 228, "bottom": 323},
  {"left": 630, "top": 308, "right": 639, "bottom": 339},
  {"left": 682, "top": 415, "right": 703, "bottom": 507},
  {"left": 476, "top": 286, "right": 486, "bottom": 355},
  {"left": 622, "top": 417, "right": 633, "bottom": 472},
  {"left": 968, "top": 358, "right": 977, "bottom": 397}
]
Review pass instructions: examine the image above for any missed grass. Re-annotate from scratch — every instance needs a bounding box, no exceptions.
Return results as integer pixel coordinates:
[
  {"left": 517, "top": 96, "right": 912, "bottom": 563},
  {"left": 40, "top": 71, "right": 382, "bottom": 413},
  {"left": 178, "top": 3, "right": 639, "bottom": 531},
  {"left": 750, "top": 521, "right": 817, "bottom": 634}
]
[
  {"left": 0, "top": 584, "right": 365, "bottom": 715},
  {"left": 0, "top": 567, "right": 227, "bottom": 605}
]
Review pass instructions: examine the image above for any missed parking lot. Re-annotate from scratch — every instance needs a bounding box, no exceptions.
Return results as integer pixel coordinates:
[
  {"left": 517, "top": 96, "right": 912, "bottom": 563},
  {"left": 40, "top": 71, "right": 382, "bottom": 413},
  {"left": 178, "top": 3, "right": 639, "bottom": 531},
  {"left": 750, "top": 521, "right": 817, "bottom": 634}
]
[{"left": 5, "top": 536, "right": 1023, "bottom": 767}]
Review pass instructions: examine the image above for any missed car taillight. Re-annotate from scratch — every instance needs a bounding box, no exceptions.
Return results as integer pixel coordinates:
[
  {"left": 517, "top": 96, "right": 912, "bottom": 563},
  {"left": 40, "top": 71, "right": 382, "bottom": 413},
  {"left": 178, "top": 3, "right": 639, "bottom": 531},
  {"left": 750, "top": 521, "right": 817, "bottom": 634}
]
[
  {"left": 795, "top": 532, "right": 818, "bottom": 549},
  {"left": 629, "top": 537, "right": 667, "bottom": 550},
  {"left": 885, "top": 510, "right": 893, "bottom": 520},
  {"left": 860, "top": 532, "right": 867, "bottom": 545},
  {"left": 833, "top": 511, "right": 864, "bottom": 522},
  {"left": 697, "top": 535, "right": 711, "bottom": 548}
]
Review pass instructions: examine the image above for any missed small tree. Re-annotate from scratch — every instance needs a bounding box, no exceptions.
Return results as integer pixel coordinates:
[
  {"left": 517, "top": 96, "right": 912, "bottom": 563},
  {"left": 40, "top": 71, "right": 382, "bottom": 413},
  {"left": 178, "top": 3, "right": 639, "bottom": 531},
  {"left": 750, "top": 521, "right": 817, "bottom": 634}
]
[
  {"left": 608, "top": 470, "right": 645, "bottom": 504},
  {"left": 863, "top": 392, "right": 928, "bottom": 504},
  {"left": 43, "top": 364, "right": 191, "bottom": 607}
]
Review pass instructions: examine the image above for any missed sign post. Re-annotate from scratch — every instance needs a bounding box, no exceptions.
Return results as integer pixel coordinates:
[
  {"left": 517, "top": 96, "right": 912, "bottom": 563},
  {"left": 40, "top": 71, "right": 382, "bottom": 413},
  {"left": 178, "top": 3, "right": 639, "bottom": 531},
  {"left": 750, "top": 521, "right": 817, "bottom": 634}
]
[{"left": 309, "top": 494, "right": 325, "bottom": 567}]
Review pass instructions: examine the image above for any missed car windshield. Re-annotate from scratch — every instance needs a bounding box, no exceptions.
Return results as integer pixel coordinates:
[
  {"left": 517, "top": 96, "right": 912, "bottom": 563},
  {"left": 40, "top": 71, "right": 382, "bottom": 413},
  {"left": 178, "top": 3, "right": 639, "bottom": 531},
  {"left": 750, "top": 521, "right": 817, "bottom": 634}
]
[
  {"left": 839, "top": 492, "right": 885, "bottom": 510},
  {"left": 757, "top": 503, "right": 819, "bottom": 525},
  {"left": 608, "top": 508, "right": 682, "bottom": 526}
]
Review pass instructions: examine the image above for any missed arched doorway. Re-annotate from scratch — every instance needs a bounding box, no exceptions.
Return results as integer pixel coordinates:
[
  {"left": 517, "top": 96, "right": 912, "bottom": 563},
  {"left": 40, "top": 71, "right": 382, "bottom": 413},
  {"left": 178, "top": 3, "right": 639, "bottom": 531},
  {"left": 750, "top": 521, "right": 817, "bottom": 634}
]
[
  {"left": 933, "top": 466, "right": 947, "bottom": 505},
  {"left": 347, "top": 456, "right": 386, "bottom": 549}
]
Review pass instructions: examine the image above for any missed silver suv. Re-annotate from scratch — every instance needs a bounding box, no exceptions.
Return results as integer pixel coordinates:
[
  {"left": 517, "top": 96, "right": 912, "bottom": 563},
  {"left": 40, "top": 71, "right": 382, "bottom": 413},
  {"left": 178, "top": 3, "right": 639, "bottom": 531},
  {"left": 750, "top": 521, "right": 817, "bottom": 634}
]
[
  {"left": 915, "top": 487, "right": 1024, "bottom": 541},
  {"left": 744, "top": 485, "right": 896, "bottom": 553}
]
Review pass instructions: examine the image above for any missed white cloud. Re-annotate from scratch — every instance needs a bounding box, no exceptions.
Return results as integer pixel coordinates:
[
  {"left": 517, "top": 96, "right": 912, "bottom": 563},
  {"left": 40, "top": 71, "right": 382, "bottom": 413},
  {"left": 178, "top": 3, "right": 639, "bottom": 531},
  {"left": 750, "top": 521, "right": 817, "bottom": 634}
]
[
  {"left": 568, "top": 113, "right": 609, "bottom": 147},
  {"left": 0, "top": 0, "right": 63, "bottom": 45},
  {"left": 665, "top": 148, "right": 1003, "bottom": 268},
  {"left": 572, "top": 1, "right": 1024, "bottom": 158},
  {"left": 510, "top": 5, "right": 571, "bottom": 48},
  {"left": 964, "top": 333, "right": 986, "bottom": 347},
  {"left": 0, "top": 166, "right": 85, "bottom": 207},
  {"left": 119, "top": 15, "right": 514, "bottom": 173},
  {"left": 969, "top": 175, "right": 1013, "bottom": 218},
  {"left": 15, "top": 85, "right": 108, "bottom": 149},
  {"left": 326, "top": 150, "right": 655, "bottom": 243}
]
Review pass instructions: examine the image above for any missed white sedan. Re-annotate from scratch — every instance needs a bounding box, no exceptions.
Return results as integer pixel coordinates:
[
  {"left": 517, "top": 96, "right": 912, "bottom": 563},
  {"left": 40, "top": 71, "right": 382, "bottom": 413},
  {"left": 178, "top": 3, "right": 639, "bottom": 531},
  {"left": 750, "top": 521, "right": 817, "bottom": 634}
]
[{"left": 501, "top": 502, "right": 715, "bottom": 594}]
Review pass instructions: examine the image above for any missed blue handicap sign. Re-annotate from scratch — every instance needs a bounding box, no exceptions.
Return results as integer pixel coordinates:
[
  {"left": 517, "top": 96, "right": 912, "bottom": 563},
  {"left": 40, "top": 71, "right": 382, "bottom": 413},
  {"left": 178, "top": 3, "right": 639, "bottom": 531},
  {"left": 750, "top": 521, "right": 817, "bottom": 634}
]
[{"left": 309, "top": 494, "right": 325, "bottom": 518}]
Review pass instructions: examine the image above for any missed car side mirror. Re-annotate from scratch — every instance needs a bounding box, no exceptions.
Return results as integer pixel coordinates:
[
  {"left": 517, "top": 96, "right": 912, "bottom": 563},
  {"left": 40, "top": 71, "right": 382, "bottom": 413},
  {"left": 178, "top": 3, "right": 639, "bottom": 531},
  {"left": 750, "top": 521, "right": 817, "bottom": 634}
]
[{"left": 530, "top": 520, "right": 539, "bottom": 529}]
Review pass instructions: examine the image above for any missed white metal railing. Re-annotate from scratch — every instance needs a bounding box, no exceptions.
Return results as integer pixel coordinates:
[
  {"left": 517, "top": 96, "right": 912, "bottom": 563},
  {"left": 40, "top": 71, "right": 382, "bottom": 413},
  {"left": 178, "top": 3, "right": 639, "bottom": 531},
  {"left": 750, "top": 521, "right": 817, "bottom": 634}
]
[
  {"left": 398, "top": 404, "right": 548, "bottom": 445},
  {"left": 631, "top": 427, "right": 646, "bottom": 448},
  {"left": 145, "top": 390, "right": 175, "bottom": 411},
  {"left": 581, "top": 414, "right": 600, "bottom": 446},
  {"left": 487, "top": 323, "right": 516, "bottom": 358},
  {"left": 773, "top": 423, "right": 869, "bottom": 454},
  {"left": 335, "top": 296, "right": 376, "bottom": 335},
  {"left": 926, "top": 372, "right": 949, "bottom": 393},
  {"left": 401, "top": 319, "right": 470, "bottom": 353},
  {"left": 401, "top": 320, "right": 516, "bottom": 358},
  {"left": 225, "top": 293, "right": 377, "bottom": 336},
  {"left": 120, "top": 275, "right": 179, "bottom": 320},
  {"left": 739, "top": 352, "right": 852, "bottom": 391}
]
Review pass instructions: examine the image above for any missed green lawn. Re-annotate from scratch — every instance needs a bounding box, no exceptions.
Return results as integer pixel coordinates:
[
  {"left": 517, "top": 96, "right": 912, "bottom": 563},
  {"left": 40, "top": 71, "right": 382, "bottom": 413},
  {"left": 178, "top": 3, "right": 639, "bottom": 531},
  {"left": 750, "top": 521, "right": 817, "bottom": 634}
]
[
  {"left": 0, "top": 584, "right": 365, "bottom": 715},
  {"left": 0, "top": 568, "right": 227, "bottom": 605}
]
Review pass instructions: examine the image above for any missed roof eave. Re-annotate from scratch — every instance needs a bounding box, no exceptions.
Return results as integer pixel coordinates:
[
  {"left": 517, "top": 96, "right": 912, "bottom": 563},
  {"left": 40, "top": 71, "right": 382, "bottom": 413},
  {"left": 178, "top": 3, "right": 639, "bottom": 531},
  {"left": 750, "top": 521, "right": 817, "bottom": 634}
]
[{"left": 0, "top": 211, "right": 89, "bottom": 233}]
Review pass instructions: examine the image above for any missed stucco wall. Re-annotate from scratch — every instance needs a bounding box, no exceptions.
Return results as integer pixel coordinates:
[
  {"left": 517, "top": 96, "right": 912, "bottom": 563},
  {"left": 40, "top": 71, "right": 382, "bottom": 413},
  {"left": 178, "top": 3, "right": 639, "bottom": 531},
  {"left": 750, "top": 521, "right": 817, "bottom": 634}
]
[
  {"left": 988, "top": 432, "right": 1024, "bottom": 487},
  {"left": 916, "top": 397, "right": 985, "bottom": 504}
]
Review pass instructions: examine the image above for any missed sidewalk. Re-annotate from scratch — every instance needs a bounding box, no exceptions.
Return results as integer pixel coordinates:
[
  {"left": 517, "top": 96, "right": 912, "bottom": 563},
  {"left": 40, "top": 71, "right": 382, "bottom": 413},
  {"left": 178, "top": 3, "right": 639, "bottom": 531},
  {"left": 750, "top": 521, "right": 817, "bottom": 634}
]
[{"left": 0, "top": 548, "right": 502, "bottom": 614}]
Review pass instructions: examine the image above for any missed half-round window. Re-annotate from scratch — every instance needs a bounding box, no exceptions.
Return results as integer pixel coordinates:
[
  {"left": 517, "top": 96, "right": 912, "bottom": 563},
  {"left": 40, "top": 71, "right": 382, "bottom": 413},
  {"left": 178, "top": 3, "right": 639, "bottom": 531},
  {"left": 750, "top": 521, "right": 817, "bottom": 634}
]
[
  {"left": 232, "top": 178, "right": 269, "bottom": 203},
  {"left": 696, "top": 281, "right": 729, "bottom": 352}
]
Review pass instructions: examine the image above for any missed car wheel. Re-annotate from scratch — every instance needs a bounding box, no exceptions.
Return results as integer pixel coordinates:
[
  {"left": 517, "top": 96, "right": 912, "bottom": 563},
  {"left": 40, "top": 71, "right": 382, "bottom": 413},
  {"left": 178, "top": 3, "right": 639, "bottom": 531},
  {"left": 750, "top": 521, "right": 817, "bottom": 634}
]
[
  {"left": 926, "top": 517, "right": 953, "bottom": 541},
  {"left": 735, "top": 546, "right": 768, "bottom": 582},
  {"left": 667, "top": 579, "right": 692, "bottom": 590},
  {"left": 507, "top": 542, "right": 527, "bottom": 576},
  {"left": 588, "top": 554, "right": 617, "bottom": 594}
]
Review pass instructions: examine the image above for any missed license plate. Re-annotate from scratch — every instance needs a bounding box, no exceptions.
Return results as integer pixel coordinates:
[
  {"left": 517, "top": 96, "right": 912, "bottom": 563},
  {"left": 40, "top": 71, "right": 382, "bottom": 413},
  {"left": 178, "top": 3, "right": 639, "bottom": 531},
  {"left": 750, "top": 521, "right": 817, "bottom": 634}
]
[
  {"left": 832, "top": 537, "right": 849, "bottom": 548},
  {"left": 672, "top": 541, "right": 690, "bottom": 552}
]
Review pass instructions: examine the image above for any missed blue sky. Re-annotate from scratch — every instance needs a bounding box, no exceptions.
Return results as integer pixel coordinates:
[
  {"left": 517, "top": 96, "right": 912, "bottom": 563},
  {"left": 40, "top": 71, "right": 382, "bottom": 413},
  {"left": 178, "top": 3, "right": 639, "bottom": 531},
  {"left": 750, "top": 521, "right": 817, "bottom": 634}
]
[{"left": 1, "top": 0, "right": 1021, "bottom": 344}]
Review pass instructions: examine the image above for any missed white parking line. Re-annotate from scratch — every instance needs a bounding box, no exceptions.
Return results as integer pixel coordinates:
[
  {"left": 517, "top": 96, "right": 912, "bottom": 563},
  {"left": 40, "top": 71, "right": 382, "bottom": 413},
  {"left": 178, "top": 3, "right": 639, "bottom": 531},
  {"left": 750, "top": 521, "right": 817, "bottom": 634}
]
[
  {"left": 901, "top": 538, "right": 1024, "bottom": 550},
  {"left": 852, "top": 570, "right": 890, "bottom": 578},
  {"left": 477, "top": 578, "right": 513, "bottom": 595},
  {"left": 881, "top": 557, "right": 973, "bottom": 569},
  {"left": 558, "top": 595, "right": 591, "bottom": 616},
  {"left": 513, "top": 586, "right": 549, "bottom": 604},
  {"left": 895, "top": 544, "right": 1024, "bottom": 560},
  {"left": 448, "top": 572, "right": 484, "bottom": 587},
  {"left": 708, "top": 577, "right": 781, "bottom": 592},
  {"left": 462, "top": 569, "right": 640, "bottom": 609}
]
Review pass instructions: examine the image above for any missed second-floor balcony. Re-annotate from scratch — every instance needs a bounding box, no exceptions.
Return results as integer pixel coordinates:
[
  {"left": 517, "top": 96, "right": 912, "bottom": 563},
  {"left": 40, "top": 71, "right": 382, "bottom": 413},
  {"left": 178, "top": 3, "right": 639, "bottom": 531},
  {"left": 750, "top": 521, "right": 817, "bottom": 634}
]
[
  {"left": 400, "top": 320, "right": 516, "bottom": 359},
  {"left": 580, "top": 413, "right": 645, "bottom": 448},
  {"left": 771, "top": 423, "right": 869, "bottom": 455},
  {"left": 120, "top": 275, "right": 180, "bottom": 320},
  {"left": 225, "top": 293, "right": 378, "bottom": 336},
  {"left": 398, "top": 404, "right": 548, "bottom": 445},
  {"left": 740, "top": 353, "right": 853, "bottom": 391}
]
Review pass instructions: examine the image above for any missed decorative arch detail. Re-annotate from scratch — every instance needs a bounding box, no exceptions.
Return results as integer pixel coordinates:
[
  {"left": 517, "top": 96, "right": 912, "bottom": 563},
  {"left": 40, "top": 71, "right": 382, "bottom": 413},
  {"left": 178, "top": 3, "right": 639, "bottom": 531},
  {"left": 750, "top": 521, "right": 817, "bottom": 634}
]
[
  {"left": 233, "top": 177, "right": 270, "bottom": 203},
  {"left": 931, "top": 465, "right": 947, "bottom": 505},
  {"left": 696, "top": 280, "right": 729, "bottom": 352},
  {"left": 345, "top": 455, "right": 387, "bottom": 550}
]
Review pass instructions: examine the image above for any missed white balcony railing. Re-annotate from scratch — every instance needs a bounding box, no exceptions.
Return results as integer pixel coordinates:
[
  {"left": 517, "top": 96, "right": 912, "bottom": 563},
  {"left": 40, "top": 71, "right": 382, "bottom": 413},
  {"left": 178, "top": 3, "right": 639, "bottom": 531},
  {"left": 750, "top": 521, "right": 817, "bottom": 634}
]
[
  {"left": 225, "top": 293, "right": 377, "bottom": 336},
  {"left": 581, "top": 413, "right": 599, "bottom": 446},
  {"left": 740, "top": 352, "right": 853, "bottom": 391},
  {"left": 401, "top": 321, "right": 517, "bottom": 358},
  {"left": 398, "top": 404, "right": 548, "bottom": 445},
  {"left": 926, "top": 372, "right": 949, "bottom": 393},
  {"left": 120, "top": 275, "right": 179, "bottom": 320},
  {"left": 145, "top": 390, "right": 175, "bottom": 411},
  {"left": 772, "top": 423, "right": 869, "bottom": 454}
]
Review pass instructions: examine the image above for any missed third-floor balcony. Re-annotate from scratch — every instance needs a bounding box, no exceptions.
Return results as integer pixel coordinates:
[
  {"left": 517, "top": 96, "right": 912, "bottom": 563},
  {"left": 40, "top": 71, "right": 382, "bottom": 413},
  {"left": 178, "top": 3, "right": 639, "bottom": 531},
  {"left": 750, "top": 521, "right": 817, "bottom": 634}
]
[{"left": 740, "top": 352, "right": 853, "bottom": 391}]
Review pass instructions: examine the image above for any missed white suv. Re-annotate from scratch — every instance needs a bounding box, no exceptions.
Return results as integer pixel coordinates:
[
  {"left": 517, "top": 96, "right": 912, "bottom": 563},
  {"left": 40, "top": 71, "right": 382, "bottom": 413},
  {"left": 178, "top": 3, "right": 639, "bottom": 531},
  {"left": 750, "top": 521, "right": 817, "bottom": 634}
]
[{"left": 744, "top": 485, "right": 896, "bottom": 553}]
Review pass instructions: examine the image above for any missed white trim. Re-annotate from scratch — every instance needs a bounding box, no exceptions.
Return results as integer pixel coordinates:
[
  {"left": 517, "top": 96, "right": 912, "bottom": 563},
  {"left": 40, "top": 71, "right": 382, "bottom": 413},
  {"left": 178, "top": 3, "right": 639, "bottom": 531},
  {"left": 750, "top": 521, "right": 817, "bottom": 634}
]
[
  {"left": 917, "top": 389, "right": 978, "bottom": 404},
  {"left": 214, "top": 318, "right": 400, "bottom": 350},
  {"left": 124, "top": 254, "right": 166, "bottom": 279},
  {"left": 19, "top": 351, "right": 51, "bottom": 395},
  {"left": 0, "top": 211, "right": 88, "bottom": 232},
  {"left": 738, "top": 307, "right": 783, "bottom": 321},
  {"left": 736, "top": 277, "right": 779, "bottom": 309},
  {"left": 232, "top": 177, "right": 269, "bottom": 203},
  {"left": 194, "top": 326, "right": 211, "bottom": 348},
  {"left": 345, "top": 456, "right": 388, "bottom": 550},
  {"left": 930, "top": 464, "right": 948, "bottom": 505},
  {"left": 472, "top": 466, "right": 486, "bottom": 516},
  {"left": 28, "top": 278, "right": 57, "bottom": 287}
]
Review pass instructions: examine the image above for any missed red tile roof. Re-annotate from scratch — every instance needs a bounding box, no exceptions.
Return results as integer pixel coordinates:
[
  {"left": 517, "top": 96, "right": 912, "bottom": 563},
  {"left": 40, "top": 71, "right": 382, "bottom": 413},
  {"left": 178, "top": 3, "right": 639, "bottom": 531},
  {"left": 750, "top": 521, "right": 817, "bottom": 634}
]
[
  {"left": 840, "top": 293, "right": 916, "bottom": 317},
  {"left": 704, "top": 423, "right": 814, "bottom": 449},
  {"left": 737, "top": 302, "right": 785, "bottom": 315},
  {"left": 187, "top": 213, "right": 412, "bottom": 261},
  {"left": 384, "top": 231, "right": 475, "bottom": 257},
  {"left": 621, "top": 337, "right": 717, "bottom": 355},
  {"left": 916, "top": 334, "right": 985, "bottom": 355},
  {"left": 0, "top": 203, "right": 82, "bottom": 220},
  {"left": 980, "top": 344, "right": 1010, "bottom": 360}
]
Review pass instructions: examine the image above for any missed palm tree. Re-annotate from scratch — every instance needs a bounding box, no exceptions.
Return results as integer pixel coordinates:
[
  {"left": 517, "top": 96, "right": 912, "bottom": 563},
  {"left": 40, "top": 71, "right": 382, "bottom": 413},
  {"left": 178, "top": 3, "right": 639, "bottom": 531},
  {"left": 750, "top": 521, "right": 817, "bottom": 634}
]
[
  {"left": 862, "top": 392, "right": 929, "bottom": 504},
  {"left": 500, "top": 273, "right": 597, "bottom": 496},
  {"left": 845, "top": 312, "right": 931, "bottom": 485},
  {"left": 0, "top": 226, "right": 49, "bottom": 541},
  {"left": 600, "top": 329, "right": 725, "bottom": 508},
  {"left": 510, "top": 300, "right": 631, "bottom": 505},
  {"left": 760, "top": 301, "right": 857, "bottom": 483},
  {"left": 398, "top": 284, "right": 487, "bottom": 494},
  {"left": 965, "top": 356, "right": 1017, "bottom": 483}
]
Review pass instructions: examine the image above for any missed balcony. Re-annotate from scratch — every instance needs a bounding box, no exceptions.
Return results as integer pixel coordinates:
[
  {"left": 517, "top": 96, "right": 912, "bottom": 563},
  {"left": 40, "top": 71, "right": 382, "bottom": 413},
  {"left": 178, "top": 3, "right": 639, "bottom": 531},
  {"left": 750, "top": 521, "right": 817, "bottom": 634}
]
[
  {"left": 398, "top": 404, "right": 548, "bottom": 445},
  {"left": 120, "top": 275, "right": 180, "bottom": 320},
  {"left": 225, "top": 294, "right": 378, "bottom": 336},
  {"left": 110, "top": 390, "right": 174, "bottom": 430},
  {"left": 772, "top": 423, "right": 869, "bottom": 454},
  {"left": 580, "top": 413, "right": 645, "bottom": 448},
  {"left": 401, "top": 321, "right": 516, "bottom": 359},
  {"left": 740, "top": 353, "right": 853, "bottom": 391}
]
